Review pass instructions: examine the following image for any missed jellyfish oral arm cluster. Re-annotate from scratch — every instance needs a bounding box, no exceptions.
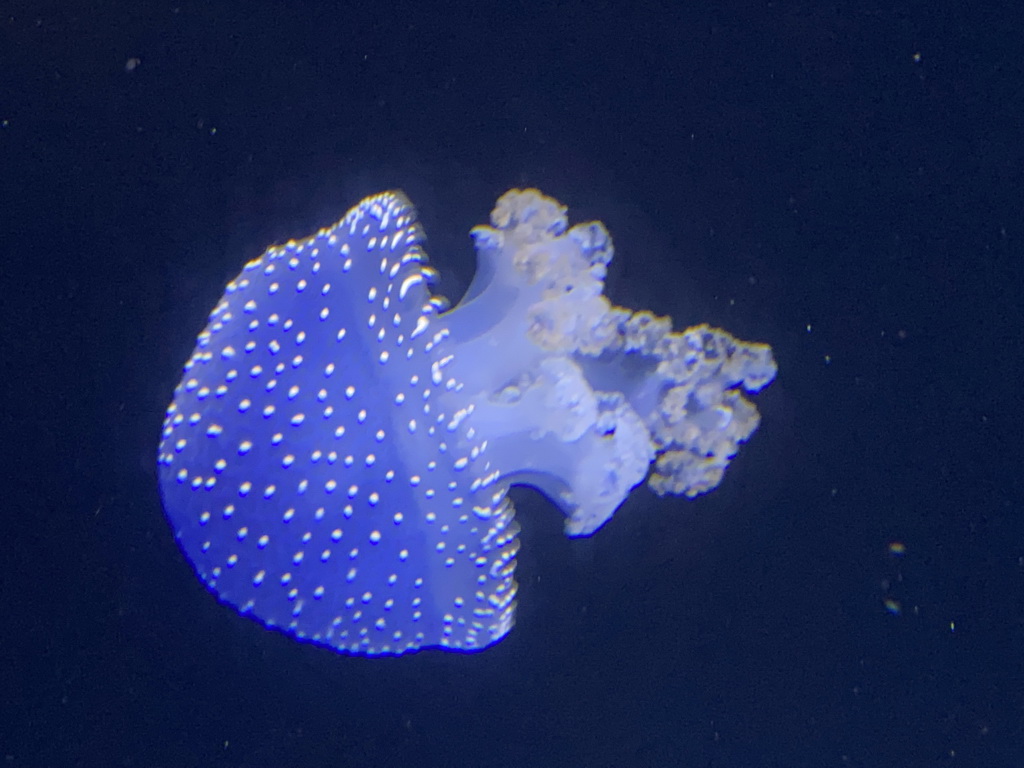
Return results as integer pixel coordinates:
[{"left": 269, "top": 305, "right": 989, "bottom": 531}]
[
  {"left": 448, "top": 191, "right": 776, "bottom": 535},
  {"left": 158, "top": 189, "right": 776, "bottom": 656}
]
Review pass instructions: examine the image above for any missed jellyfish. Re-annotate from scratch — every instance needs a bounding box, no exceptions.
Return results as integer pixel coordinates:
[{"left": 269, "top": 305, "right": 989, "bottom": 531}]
[{"left": 157, "top": 188, "right": 776, "bottom": 655}]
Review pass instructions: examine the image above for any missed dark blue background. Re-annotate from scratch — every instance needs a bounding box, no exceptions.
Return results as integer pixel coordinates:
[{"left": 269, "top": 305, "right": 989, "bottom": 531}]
[{"left": 3, "top": 1, "right": 1022, "bottom": 766}]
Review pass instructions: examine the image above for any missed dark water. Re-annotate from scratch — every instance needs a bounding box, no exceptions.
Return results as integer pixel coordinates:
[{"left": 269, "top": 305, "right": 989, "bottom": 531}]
[{"left": 4, "top": 1, "right": 1021, "bottom": 765}]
